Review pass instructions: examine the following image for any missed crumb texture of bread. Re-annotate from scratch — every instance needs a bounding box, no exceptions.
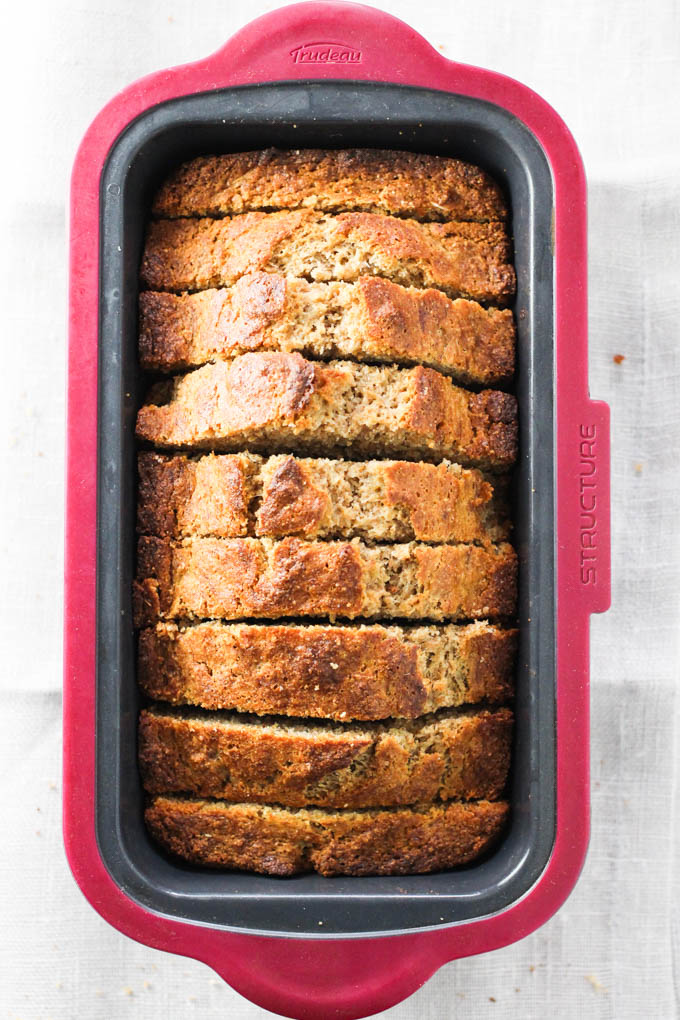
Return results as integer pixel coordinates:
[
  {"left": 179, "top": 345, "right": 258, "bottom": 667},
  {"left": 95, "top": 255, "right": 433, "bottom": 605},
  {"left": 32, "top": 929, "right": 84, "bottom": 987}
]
[
  {"left": 135, "top": 353, "right": 518, "bottom": 470},
  {"left": 137, "top": 621, "right": 516, "bottom": 720},
  {"left": 139, "top": 705, "right": 513, "bottom": 807},
  {"left": 152, "top": 148, "right": 508, "bottom": 222},
  {"left": 141, "top": 211, "right": 515, "bottom": 305},
  {"left": 145, "top": 795, "right": 510, "bottom": 875},
  {"left": 137, "top": 451, "right": 510, "bottom": 545},
  {"left": 139, "top": 274, "right": 515, "bottom": 386},
  {"left": 133, "top": 535, "right": 517, "bottom": 625}
]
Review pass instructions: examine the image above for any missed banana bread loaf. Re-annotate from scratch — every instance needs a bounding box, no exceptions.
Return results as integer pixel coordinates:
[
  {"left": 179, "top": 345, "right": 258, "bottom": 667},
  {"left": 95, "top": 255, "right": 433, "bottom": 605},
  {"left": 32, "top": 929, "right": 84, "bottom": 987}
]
[{"left": 138, "top": 146, "right": 518, "bottom": 878}]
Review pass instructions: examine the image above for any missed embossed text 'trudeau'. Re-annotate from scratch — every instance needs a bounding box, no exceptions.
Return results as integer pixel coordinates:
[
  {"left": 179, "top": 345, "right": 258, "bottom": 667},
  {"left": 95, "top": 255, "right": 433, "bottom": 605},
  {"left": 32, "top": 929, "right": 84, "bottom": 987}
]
[{"left": 290, "top": 41, "right": 362, "bottom": 64}]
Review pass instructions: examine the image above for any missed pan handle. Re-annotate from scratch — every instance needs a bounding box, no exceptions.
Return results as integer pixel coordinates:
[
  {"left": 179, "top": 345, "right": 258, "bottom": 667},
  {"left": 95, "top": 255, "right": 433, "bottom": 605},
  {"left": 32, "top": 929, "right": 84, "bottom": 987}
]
[
  {"left": 559, "top": 398, "right": 611, "bottom": 616},
  {"left": 206, "top": 933, "right": 443, "bottom": 1020},
  {"left": 198, "top": 1, "right": 456, "bottom": 89}
]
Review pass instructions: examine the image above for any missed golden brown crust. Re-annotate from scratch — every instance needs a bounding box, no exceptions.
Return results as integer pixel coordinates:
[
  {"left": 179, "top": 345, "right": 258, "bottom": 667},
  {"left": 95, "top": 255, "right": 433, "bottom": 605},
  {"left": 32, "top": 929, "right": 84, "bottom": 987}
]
[
  {"left": 137, "top": 621, "right": 516, "bottom": 720},
  {"left": 140, "top": 211, "right": 515, "bottom": 305},
  {"left": 134, "top": 535, "right": 364, "bottom": 624},
  {"left": 138, "top": 273, "right": 516, "bottom": 386},
  {"left": 137, "top": 451, "right": 254, "bottom": 538},
  {"left": 132, "top": 536, "right": 517, "bottom": 625},
  {"left": 145, "top": 796, "right": 510, "bottom": 876},
  {"left": 137, "top": 451, "right": 510, "bottom": 544},
  {"left": 256, "top": 456, "right": 330, "bottom": 538},
  {"left": 135, "top": 353, "right": 518, "bottom": 470},
  {"left": 139, "top": 706, "right": 513, "bottom": 808},
  {"left": 457, "top": 620, "right": 518, "bottom": 707},
  {"left": 152, "top": 148, "right": 508, "bottom": 223},
  {"left": 383, "top": 461, "right": 496, "bottom": 544}
]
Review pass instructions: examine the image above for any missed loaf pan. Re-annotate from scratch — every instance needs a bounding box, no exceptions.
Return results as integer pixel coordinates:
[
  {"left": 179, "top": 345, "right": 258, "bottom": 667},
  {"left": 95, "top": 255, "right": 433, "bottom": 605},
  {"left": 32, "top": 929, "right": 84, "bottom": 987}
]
[{"left": 64, "top": 3, "right": 611, "bottom": 1017}]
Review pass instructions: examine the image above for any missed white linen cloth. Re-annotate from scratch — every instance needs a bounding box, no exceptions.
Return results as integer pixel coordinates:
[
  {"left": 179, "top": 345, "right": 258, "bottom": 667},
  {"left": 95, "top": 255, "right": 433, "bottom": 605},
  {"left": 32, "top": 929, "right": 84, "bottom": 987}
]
[{"left": 1, "top": 0, "right": 678, "bottom": 1016}]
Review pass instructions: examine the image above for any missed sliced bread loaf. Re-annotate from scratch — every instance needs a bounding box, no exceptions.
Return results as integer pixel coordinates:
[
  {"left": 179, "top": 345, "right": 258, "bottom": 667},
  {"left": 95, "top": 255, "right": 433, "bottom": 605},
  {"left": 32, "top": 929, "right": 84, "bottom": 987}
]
[
  {"left": 152, "top": 148, "right": 508, "bottom": 222},
  {"left": 135, "top": 353, "right": 518, "bottom": 470},
  {"left": 141, "top": 211, "right": 515, "bottom": 305},
  {"left": 137, "top": 451, "right": 510, "bottom": 545},
  {"left": 145, "top": 795, "right": 510, "bottom": 875},
  {"left": 138, "top": 620, "right": 516, "bottom": 720},
  {"left": 133, "top": 535, "right": 517, "bottom": 625},
  {"left": 139, "top": 273, "right": 515, "bottom": 385},
  {"left": 139, "top": 705, "right": 513, "bottom": 808}
]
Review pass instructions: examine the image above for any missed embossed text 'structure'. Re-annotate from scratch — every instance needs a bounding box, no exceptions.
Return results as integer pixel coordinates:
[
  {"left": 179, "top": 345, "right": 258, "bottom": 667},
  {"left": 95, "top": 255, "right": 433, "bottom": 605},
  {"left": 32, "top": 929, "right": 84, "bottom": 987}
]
[{"left": 579, "top": 424, "right": 598, "bottom": 585}]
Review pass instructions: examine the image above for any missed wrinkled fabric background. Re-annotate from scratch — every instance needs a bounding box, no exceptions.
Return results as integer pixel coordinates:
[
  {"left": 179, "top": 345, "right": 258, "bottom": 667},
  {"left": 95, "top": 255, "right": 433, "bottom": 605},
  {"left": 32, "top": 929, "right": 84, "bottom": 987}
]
[{"left": 1, "top": 1, "right": 679, "bottom": 1017}]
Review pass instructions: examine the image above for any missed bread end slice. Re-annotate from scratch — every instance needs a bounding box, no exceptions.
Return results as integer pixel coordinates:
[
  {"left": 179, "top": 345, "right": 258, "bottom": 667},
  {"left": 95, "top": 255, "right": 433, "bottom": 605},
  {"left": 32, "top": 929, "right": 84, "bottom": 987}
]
[{"left": 145, "top": 796, "right": 510, "bottom": 876}]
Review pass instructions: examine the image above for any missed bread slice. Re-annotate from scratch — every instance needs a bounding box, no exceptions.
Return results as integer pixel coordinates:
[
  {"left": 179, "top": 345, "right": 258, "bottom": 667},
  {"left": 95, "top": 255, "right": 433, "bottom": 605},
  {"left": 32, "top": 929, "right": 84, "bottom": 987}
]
[
  {"left": 133, "top": 536, "right": 517, "bottom": 625},
  {"left": 141, "top": 211, "right": 515, "bottom": 305},
  {"left": 135, "top": 353, "right": 518, "bottom": 470},
  {"left": 145, "top": 795, "right": 509, "bottom": 875},
  {"left": 137, "top": 451, "right": 510, "bottom": 545},
  {"left": 152, "top": 148, "right": 508, "bottom": 222},
  {"left": 139, "top": 274, "right": 515, "bottom": 386},
  {"left": 139, "top": 705, "right": 513, "bottom": 808},
  {"left": 138, "top": 621, "right": 516, "bottom": 720}
]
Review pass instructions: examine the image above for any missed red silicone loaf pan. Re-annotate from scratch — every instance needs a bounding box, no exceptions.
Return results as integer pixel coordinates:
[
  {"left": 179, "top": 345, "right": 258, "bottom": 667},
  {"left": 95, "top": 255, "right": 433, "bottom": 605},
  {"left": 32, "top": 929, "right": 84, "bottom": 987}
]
[{"left": 64, "top": 3, "right": 611, "bottom": 1017}]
